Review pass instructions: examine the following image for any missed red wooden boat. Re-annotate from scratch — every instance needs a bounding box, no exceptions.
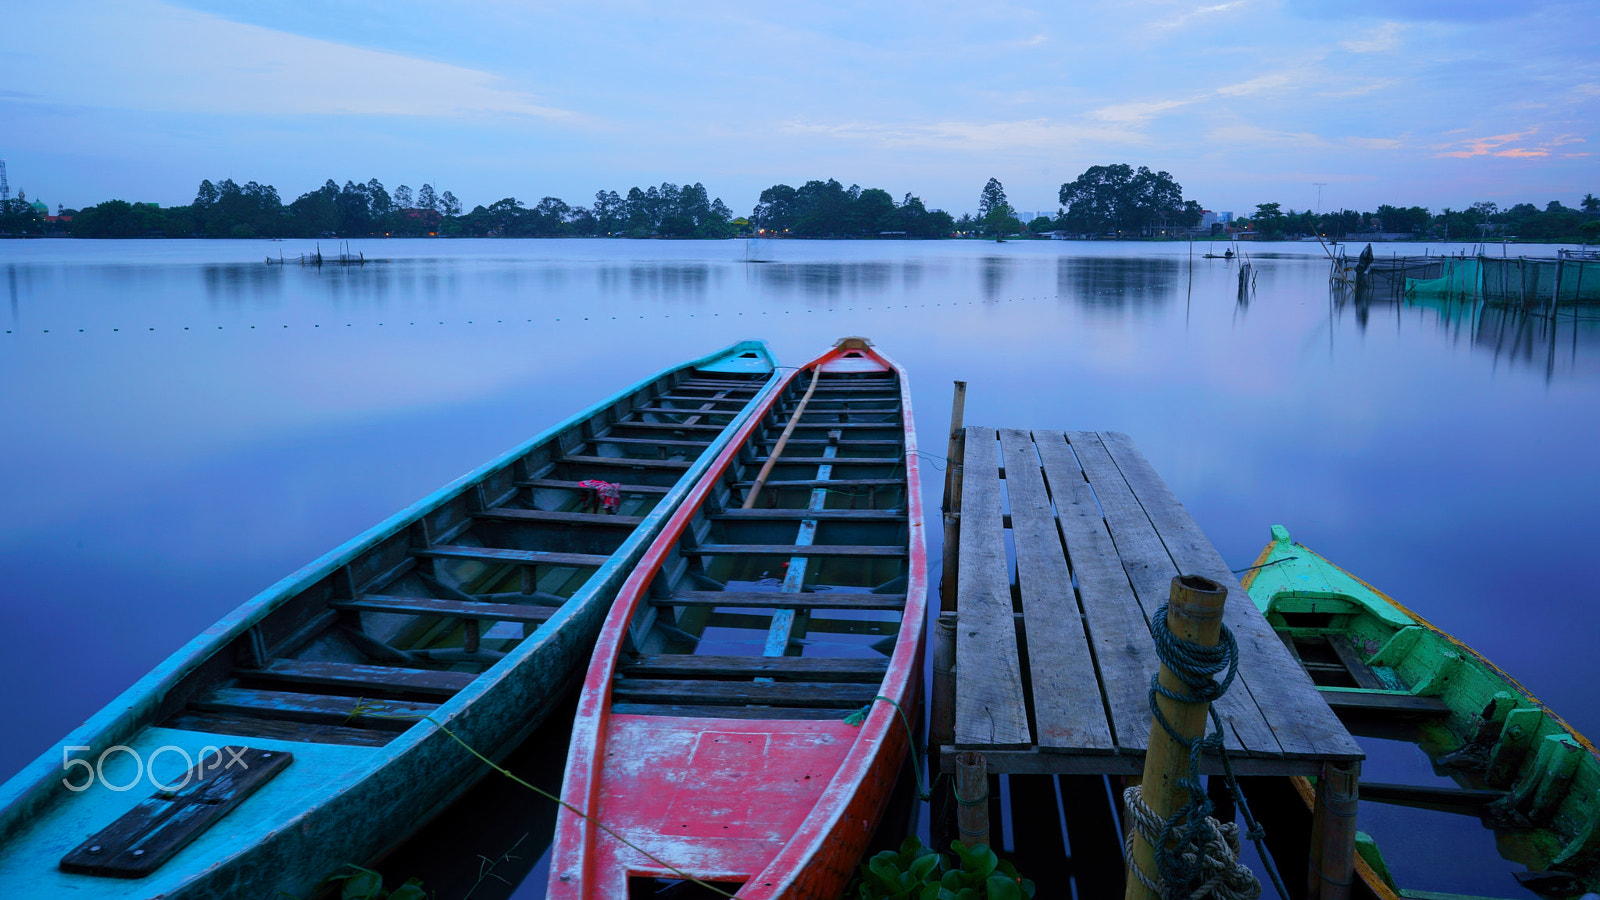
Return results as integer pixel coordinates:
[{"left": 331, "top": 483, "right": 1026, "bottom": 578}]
[{"left": 548, "top": 337, "right": 927, "bottom": 898}]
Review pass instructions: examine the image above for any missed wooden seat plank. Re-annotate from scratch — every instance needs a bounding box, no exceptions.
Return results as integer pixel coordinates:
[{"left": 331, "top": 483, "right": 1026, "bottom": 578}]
[
  {"left": 1096, "top": 431, "right": 1361, "bottom": 760},
  {"left": 954, "top": 427, "right": 1032, "bottom": 748},
  {"left": 334, "top": 595, "right": 557, "bottom": 623},
  {"left": 189, "top": 688, "right": 434, "bottom": 731},
  {"left": 608, "top": 421, "right": 725, "bottom": 432},
  {"left": 589, "top": 436, "right": 712, "bottom": 449},
  {"left": 413, "top": 545, "right": 609, "bottom": 567},
  {"left": 1317, "top": 689, "right": 1450, "bottom": 716},
  {"left": 59, "top": 747, "right": 293, "bottom": 877},
  {"left": 476, "top": 508, "right": 644, "bottom": 528},
  {"left": 733, "top": 478, "right": 902, "bottom": 489},
  {"left": 680, "top": 544, "right": 906, "bottom": 558},
  {"left": 749, "top": 456, "right": 901, "bottom": 466},
  {"left": 999, "top": 429, "right": 1113, "bottom": 752},
  {"left": 656, "top": 591, "right": 906, "bottom": 610},
  {"left": 711, "top": 509, "right": 905, "bottom": 521},
  {"left": 1062, "top": 431, "right": 1268, "bottom": 756},
  {"left": 239, "top": 659, "right": 475, "bottom": 696},
  {"left": 1035, "top": 433, "right": 1163, "bottom": 753},
  {"left": 620, "top": 655, "right": 889, "bottom": 681},
  {"left": 162, "top": 711, "right": 394, "bottom": 747},
  {"left": 519, "top": 478, "right": 669, "bottom": 495},
  {"left": 610, "top": 678, "right": 878, "bottom": 708},
  {"left": 557, "top": 454, "right": 692, "bottom": 470}
]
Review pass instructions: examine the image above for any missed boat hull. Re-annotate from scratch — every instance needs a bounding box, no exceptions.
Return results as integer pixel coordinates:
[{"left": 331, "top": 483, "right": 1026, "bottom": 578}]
[
  {"left": 1242, "top": 526, "right": 1600, "bottom": 896},
  {"left": 550, "top": 338, "right": 927, "bottom": 899},
  {"left": 0, "top": 342, "right": 779, "bottom": 899}
]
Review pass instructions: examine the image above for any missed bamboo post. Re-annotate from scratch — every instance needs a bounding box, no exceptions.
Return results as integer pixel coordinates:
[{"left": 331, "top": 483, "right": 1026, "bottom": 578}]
[
  {"left": 742, "top": 369, "right": 820, "bottom": 509},
  {"left": 955, "top": 751, "right": 990, "bottom": 849},
  {"left": 939, "top": 381, "right": 967, "bottom": 613},
  {"left": 1124, "top": 574, "right": 1229, "bottom": 900},
  {"left": 1307, "top": 760, "right": 1360, "bottom": 900}
]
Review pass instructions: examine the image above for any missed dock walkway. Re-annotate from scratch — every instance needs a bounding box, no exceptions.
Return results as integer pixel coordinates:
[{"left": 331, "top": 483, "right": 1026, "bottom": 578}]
[{"left": 939, "top": 428, "right": 1362, "bottom": 776}]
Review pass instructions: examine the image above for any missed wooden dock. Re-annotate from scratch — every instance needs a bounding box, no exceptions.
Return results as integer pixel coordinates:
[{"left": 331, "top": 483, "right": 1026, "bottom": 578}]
[
  {"left": 939, "top": 427, "right": 1361, "bottom": 774},
  {"left": 933, "top": 426, "right": 1366, "bottom": 895}
]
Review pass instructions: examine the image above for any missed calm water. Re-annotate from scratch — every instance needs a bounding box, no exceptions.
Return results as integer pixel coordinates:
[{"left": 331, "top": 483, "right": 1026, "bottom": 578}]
[{"left": 3, "top": 238, "right": 1597, "bottom": 897}]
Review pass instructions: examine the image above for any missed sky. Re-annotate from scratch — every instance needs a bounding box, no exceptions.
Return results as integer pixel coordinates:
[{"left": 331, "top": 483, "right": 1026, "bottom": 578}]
[{"left": 2, "top": 0, "right": 1597, "bottom": 218}]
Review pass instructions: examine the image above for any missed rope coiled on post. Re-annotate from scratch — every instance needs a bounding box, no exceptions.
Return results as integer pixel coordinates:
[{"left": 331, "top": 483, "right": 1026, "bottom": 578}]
[{"left": 1127, "top": 603, "right": 1272, "bottom": 900}]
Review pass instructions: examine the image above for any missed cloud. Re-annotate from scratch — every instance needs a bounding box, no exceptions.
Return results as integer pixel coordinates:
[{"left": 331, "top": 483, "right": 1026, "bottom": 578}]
[
  {"left": 4, "top": 0, "right": 574, "bottom": 120},
  {"left": 1216, "top": 72, "right": 1299, "bottom": 97},
  {"left": 1340, "top": 22, "right": 1407, "bottom": 52},
  {"left": 1431, "top": 128, "right": 1585, "bottom": 158},
  {"left": 1091, "top": 98, "right": 1199, "bottom": 125},
  {"left": 1152, "top": 1, "right": 1249, "bottom": 31}
]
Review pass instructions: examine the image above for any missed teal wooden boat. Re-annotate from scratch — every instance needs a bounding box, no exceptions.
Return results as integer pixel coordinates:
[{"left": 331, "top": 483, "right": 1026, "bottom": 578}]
[
  {"left": 0, "top": 341, "right": 779, "bottom": 898},
  {"left": 1243, "top": 526, "right": 1600, "bottom": 899}
]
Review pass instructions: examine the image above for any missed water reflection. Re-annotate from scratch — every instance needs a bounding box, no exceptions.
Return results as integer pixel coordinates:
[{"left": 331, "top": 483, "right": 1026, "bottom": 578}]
[
  {"left": 750, "top": 261, "right": 892, "bottom": 297},
  {"left": 200, "top": 264, "right": 283, "bottom": 305},
  {"left": 7, "top": 264, "right": 17, "bottom": 329},
  {"left": 1056, "top": 257, "right": 1179, "bottom": 309},
  {"left": 1333, "top": 288, "right": 1600, "bottom": 381}
]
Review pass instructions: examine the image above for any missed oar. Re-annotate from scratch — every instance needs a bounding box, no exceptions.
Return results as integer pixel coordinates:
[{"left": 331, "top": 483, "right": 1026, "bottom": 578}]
[{"left": 742, "top": 367, "right": 821, "bottom": 509}]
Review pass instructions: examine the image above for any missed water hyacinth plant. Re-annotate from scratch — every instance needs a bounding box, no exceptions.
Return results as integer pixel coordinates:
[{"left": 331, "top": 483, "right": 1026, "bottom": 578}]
[{"left": 854, "top": 836, "right": 1036, "bottom": 900}]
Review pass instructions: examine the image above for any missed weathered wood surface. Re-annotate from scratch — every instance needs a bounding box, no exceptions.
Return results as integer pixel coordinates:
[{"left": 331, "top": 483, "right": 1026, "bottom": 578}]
[
  {"left": 658, "top": 591, "right": 907, "bottom": 610},
  {"left": 996, "top": 429, "right": 1112, "bottom": 752},
  {"left": 1096, "top": 431, "right": 1360, "bottom": 760},
  {"left": 953, "top": 426, "right": 1032, "bottom": 749},
  {"left": 620, "top": 655, "right": 888, "bottom": 680},
  {"left": 59, "top": 747, "right": 293, "bottom": 877},
  {"left": 945, "top": 428, "right": 1362, "bottom": 774},
  {"left": 1066, "top": 431, "right": 1266, "bottom": 756}
]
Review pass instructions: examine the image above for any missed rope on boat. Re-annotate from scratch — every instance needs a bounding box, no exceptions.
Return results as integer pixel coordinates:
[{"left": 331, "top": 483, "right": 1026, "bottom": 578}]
[
  {"left": 1230, "top": 556, "right": 1296, "bottom": 575},
  {"left": 845, "top": 695, "right": 933, "bottom": 801},
  {"left": 1124, "top": 605, "right": 1289, "bottom": 900},
  {"left": 351, "top": 706, "right": 743, "bottom": 899}
]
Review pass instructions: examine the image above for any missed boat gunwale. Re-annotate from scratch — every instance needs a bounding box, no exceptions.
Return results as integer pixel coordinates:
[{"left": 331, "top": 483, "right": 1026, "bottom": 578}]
[
  {"left": 0, "top": 340, "right": 780, "bottom": 850},
  {"left": 549, "top": 339, "right": 928, "bottom": 898}
]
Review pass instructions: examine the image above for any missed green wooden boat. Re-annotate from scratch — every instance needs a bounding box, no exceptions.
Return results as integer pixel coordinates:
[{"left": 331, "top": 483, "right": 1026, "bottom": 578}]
[
  {"left": 0, "top": 341, "right": 779, "bottom": 899},
  {"left": 1242, "top": 526, "right": 1600, "bottom": 899}
]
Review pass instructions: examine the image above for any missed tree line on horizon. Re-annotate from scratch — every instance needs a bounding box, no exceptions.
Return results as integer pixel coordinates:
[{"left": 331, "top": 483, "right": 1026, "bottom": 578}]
[{"left": 0, "top": 167, "right": 1595, "bottom": 242}]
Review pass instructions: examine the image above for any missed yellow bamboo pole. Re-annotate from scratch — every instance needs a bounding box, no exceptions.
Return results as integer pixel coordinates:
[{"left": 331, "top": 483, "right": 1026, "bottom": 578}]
[
  {"left": 741, "top": 368, "right": 820, "bottom": 509},
  {"left": 1125, "top": 574, "right": 1229, "bottom": 900}
]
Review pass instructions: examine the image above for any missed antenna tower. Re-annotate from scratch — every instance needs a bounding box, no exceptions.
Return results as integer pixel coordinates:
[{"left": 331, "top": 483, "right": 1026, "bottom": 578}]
[
  {"left": 1313, "top": 182, "right": 1328, "bottom": 213},
  {"left": 0, "top": 160, "right": 9, "bottom": 203}
]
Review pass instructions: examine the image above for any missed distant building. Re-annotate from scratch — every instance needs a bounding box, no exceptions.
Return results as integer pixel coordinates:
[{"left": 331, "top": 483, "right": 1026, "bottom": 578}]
[
  {"left": 1216, "top": 211, "right": 1234, "bottom": 223},
  {"left": 30, "top": 199, "right": 48, "bottom": 215}
]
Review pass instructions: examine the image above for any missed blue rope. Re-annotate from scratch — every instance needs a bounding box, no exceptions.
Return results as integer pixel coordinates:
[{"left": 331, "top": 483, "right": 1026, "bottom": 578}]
[{"left": 1147, "top": 604, "right": 1289, "bottom": 900}]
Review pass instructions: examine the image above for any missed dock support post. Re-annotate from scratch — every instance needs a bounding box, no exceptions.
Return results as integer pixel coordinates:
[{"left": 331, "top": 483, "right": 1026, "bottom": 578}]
[
  {"left": 1124, "top": 574, "right": 1228, "bottom": 900},
  {"left": 955, "top": 751, "right": 990, "bottom": 849},
  {"left": 930, "top": 613, "right": 957, "bottom": 747},
  {"left": 1307, "top": 760, "right": 1360, "bottom": 900},
  {"left": 939, "top": 381, "right": 967, "bottom": 613}
]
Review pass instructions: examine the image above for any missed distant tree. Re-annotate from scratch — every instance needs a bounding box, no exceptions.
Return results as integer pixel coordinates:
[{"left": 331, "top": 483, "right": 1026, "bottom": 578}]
[
  {"left": 1058, "top": 164, "right": 1188, "bottom": 236},
  {"left": 753, "top": 184, "right": 800, "bottom": 233},
  {"left": 1582, "top": 194, "right": 1599, "bottom": 215},
  {"left": 394, "top": 185, "right": 414, "bottom": 209},
  {"left": 417, "top": 184, "right": 438, "bottom": 213},
  {"left": 440, "top": 191, "right": 462, "bottom": 217},
  {"left": 979, "top": 178, "right": 1008, "bottom": 218},
  {"left": 1028, "top": 216, "right": 1054, "bottom": 233},
  {"left": 592, "top": 190, "right": 625, "bottom": 233}
]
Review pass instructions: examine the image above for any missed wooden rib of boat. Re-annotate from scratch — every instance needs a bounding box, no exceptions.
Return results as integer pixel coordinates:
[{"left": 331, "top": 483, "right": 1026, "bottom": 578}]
[
  {"left": 547, "top": 337, "right": 927, "bottom": 899},
  {"left": 1242, "top": 526, "right": 1600, "bottom": 898},
  {"left": 0, "top": 341, "right": 780, "bottom": 899}
]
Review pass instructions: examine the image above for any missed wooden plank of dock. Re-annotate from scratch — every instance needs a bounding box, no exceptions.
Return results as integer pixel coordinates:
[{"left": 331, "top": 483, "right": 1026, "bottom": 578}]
[
  {"left": 953, "top": 426, "right": 1031, "bottom": 748},
  {"left": 998, "top": 429, "right": 1112, "bottom": 752},
  {"left": 945, "top": 427, "right": 1361, "bottom": 777}
]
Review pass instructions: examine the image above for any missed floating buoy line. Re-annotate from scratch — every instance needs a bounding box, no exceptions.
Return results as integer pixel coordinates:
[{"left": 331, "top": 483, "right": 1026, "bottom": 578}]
[{"left": 2, "top": 296, "right": 1061, "bottom": 335}]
